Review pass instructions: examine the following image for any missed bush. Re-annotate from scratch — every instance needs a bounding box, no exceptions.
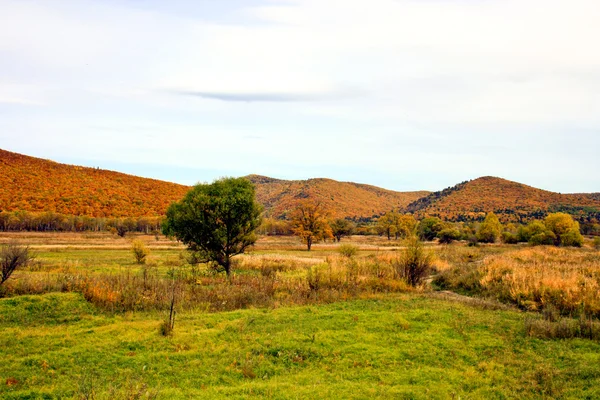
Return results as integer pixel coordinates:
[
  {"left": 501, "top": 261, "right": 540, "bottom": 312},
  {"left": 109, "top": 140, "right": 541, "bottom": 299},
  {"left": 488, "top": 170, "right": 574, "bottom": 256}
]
[
  {"left": 561, "top": 229, "right": 583, "bottom": 247},
  {"left": 338, "top": 244, "right": 358, "bottom": 258},
  {"left": 395, "top": 237, "right": 432, "bottom": 286},
  {"left": 437, "top": 228, "right": 460, "bottom": 244},
  {"left": 501, "top": 231, "right": 519, "bottom": 244},
  {"left": 476, "top": 212, "right": 502, "bottom": 243},
  {"left": 417, "top": 217, "right": 443, "bottom": 241},
  {"left": 467, "top": 235, "right": 479, "bottom": 247},
  {"left": 593, "top": 237, "right": 600, "bottom": 250},
  {"left": 529, "top": 231, "right": 556, "bottom": 246},
  {"left": 131, "top": 240, "right": 150, "bottom": 264},
  {"left": 1, "top": 241, "right": 34, "bottom": 286}
]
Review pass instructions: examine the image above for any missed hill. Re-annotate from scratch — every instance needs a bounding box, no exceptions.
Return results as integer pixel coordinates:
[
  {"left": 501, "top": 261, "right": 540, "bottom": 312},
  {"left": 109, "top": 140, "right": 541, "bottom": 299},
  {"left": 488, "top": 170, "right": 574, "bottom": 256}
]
[
  {"left": 0, "top": 149, "right": 428, "bottom": 220},
  {"left": 407, "top": 176, "right": 600, "bottom": 223},
  {"left": 0, "top": 149, "right": 189, "bottom": 217},
  {"left": 246, "top": 175, "right": 429, "bottom": 220}
]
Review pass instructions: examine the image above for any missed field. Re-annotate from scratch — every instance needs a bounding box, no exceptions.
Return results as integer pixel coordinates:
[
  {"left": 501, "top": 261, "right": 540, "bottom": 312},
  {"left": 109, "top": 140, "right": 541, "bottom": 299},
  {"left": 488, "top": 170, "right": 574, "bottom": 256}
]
[{"left": 1, "top": 232, "right": 600, "bottom": 399}]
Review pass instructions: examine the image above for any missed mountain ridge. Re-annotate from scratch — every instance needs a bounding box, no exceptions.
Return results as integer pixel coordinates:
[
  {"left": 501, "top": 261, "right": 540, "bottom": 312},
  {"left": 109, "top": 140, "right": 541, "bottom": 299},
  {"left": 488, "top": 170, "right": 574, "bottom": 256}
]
[{"left": 0, "top": 149, "right": 428, "bottom": 219}]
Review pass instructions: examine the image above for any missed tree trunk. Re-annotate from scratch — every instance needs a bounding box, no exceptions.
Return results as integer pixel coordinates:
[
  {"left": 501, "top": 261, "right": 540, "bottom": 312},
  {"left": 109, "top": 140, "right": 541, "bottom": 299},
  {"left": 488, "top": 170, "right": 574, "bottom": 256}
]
[
  {"left": 307, "top": 237, "right": 312, "bottom": 251},
  {"left": 223, "top": 258, "right": 231, "bottom": 279}
]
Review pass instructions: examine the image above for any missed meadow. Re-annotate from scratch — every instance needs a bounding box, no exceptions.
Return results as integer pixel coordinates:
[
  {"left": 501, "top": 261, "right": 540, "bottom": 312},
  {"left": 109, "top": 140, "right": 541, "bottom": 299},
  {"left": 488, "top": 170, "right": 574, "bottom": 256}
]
[{"left": 1, "top": 232, "right": 600, "bottom": 399}]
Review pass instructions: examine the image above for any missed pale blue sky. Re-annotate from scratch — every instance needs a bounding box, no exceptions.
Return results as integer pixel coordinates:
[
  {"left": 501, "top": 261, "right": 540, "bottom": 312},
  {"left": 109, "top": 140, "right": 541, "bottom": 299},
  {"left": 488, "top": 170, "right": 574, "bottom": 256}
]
[{"left": 1, "top": 0, "right": 599, "bottom": 192}]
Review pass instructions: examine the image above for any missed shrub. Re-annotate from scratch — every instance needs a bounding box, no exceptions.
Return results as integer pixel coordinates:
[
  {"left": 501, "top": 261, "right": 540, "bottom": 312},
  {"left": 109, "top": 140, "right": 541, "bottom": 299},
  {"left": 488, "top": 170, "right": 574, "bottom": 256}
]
[
  {"left": 417, "top": 217, "right": 443, "bottom": 241},
  {"left": 593, "top": 237, "right": 600, "bottom": 250},
  {"left": 437, "top": 228, "right": 461, "bottom": 244},
  {"left": 467, "top": 235, "right": 479, "bottom": 247},
  {"left": 338, "top": 244, "right": 358, "bottom": 258},
  {"left": 395, "top": 236, "right": 432, "bottom": 286},
  {"left": 501, "top": 231, "right": 519, "bottom": 244},
  {"left": 1, "top": 241, "right": 34, "bottom": 286},
  {"left": 131, "top": 239, "right": 150, "bottom": 264},
  {"left": 476, "top": 212, "right": 502, "bottom": 243},
  {"left": 561, "top": 229, "right": 583, "bottom": 247},
  {"left": 529, "top": 231, "right": 556, "bottom": 246}
]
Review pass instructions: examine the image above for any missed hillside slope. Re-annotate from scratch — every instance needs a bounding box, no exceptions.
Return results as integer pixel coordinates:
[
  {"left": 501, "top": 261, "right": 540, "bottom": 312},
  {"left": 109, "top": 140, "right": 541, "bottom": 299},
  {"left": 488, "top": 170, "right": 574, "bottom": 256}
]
[
  {"left": 407, "top": 176, "right": 600, "bottom": 222},
  {"left": 0, "top": 149, "right": 189, "bottom": 217},
  {"left": 0, "top": 149, "right": 428, "bottom": 219},
  {"left": 247, "top": 175, "right": 430, "bottom": 219}
]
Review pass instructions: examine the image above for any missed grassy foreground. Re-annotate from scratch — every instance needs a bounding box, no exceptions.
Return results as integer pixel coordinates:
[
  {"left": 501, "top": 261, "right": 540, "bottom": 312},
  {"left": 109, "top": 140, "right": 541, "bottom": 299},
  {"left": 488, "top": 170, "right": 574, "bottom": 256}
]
[{"left": 2, "top": 292, "right": 599, "bottom": 399}]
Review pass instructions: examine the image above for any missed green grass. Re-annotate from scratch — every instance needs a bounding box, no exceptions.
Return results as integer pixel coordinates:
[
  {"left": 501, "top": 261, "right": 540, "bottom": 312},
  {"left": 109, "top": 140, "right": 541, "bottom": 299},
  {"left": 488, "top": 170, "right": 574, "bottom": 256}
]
[{"left": 2, "top": 293, "right": 599, "bottom": 399}]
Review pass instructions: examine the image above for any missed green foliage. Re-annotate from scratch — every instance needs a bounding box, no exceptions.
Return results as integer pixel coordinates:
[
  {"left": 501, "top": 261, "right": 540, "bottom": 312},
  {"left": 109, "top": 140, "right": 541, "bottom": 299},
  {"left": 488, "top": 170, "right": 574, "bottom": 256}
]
[
  {"left": 329, "top": 218, "right": 355, "bottom": 242},
  {"left": 529, "top": 231, "right": 556, "bottom": 246},
  {"left": 544, "top": 213, "right": 583, "bottom": 247},
  {"left": 417, "top": 217, "right": 443, "bottom": 241},
  {"left": 337, "top": 244, "right": 358, "bottom": 258},
  {"left": 1, "top": 241, "right": 33, "bottom": 286},
  {"left": 437, "top": 228, "right": 461, "bottom": 244},
  {"left": 594, "top": 237, "right": 600, "bottom": 251},
  {"left": 131, "top": 239, "right": 150, "bottom": 264},
  {"left": 162, "top": 177, "right": 262, "bottom": 276},
  {"left": 476, "top": 212, "right": 502, "bottom": 243},
  {"left": 501, "top": 231, "right": 519, "bottom": 244}
]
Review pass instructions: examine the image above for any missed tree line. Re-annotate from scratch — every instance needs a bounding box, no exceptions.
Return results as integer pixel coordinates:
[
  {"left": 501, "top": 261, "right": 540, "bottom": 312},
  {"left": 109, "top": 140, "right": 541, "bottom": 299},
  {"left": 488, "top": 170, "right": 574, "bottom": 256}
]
[{"left": 0, "top": 210, "right": 162, "bottom": 235}]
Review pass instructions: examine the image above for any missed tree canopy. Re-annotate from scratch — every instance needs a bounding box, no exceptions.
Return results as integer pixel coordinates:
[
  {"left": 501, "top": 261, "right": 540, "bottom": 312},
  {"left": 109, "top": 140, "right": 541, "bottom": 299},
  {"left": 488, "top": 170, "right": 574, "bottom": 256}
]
[
  {"left": 476, "top": 212, "right": 502, "bottom": 243},
  {"left": 162, "top": 177, "right": 262, "bottom": 276},
  {"left": 291, "top": 200, "right": 332, "bottom": 251}
]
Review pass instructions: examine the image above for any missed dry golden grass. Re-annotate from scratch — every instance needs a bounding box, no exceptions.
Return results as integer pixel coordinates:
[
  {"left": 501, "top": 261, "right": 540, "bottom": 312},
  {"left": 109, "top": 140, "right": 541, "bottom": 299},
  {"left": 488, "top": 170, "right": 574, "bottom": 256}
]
[{"left": 480, "top": 246, "right": 600, "bottom": 317}]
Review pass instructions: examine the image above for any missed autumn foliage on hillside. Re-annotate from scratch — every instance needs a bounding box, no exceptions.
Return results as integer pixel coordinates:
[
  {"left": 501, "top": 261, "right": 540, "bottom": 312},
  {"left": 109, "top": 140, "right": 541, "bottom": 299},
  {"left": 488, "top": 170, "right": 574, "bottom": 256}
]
[
  {"left": 408, "top": 176, "right": 600, "bottom": 223},
  {"left": 247, "top": 175, "right": 429, "bottom": 220},
  {"left": 0, "top": 149, "right": 189, "bottom": 218}
]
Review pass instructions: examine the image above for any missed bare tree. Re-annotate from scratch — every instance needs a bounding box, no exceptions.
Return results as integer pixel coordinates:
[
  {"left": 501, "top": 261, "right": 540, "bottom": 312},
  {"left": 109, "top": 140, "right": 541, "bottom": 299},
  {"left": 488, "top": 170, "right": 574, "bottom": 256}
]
[{"left": 1, "top": 241, "right": 34, "bottom": 285}]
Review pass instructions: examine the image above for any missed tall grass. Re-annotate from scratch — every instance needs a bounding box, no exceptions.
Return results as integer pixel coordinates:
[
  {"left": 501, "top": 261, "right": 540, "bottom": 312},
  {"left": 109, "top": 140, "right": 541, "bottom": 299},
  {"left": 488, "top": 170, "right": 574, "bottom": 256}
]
[{"left": 0, "top": 252, "right": 429, "bottom": 312}]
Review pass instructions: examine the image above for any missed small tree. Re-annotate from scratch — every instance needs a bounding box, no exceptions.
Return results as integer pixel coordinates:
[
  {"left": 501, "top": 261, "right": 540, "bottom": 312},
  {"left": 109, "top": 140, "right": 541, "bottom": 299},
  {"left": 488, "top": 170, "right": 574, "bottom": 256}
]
[
  {"left": 1, "top": 242, "right": 34, "bottom": 286},
  {"left": 437, "top": 227, "right": 461, "bottom": 244},
  {"left": 476, "top": 212, "right": 502, "bottom": 243},
  {"left": 162, "top": 177, "right": 262, "bottom": 277},
  {"left": 330, "top": 218, "right": 355, "bottom": 242},
  {"left": 291, "top": 200, "right": 332, "bottom": 251},
  {"left": 378, "top": 211, "right": 415, "bottom": 240},
  {"left": 417, "top": 217, "right": 443, "bottom": 241},
  {"left": 131, "top": 239, "right": 150, "bottom": 264}
]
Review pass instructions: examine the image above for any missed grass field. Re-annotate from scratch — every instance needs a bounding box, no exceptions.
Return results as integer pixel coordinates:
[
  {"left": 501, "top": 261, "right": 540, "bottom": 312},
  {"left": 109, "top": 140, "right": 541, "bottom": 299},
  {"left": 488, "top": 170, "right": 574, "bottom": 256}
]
[{"left": 1, "top": 232, "right": 600, "bottom": 398}]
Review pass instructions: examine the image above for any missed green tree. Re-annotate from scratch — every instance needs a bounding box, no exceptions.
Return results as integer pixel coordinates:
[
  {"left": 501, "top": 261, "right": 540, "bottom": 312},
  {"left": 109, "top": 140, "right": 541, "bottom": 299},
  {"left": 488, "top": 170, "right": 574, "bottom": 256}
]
[
  {"left": 417, "top": 217, "right": 443, "bottom": 241},
  {"left": 544, "top": 212, "right": 583, "bottom": 247},
  {"left": 476, "top": 212, "right": 502, "bottom": 243},
  {"left": 523, "top": 220, "right": 555, "bottom": 246},
  {"left": 162, "top": 177, "right": 262, "bottom": 277},
  {"left": 291, "top": 200, "right": 332, "bottom": 251},
  {"left": 330, "top": 218, "right": 355, "bottom": 242},
  {"left": 437, "top": 227, "right": 461, "bottom": 244}
]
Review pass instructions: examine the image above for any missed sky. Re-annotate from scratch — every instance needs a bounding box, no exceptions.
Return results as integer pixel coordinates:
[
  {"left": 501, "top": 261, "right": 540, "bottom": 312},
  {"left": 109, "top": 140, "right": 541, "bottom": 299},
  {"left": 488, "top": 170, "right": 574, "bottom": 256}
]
[{"left": 1, "top": 0, "right": 599, "bottom": 193}]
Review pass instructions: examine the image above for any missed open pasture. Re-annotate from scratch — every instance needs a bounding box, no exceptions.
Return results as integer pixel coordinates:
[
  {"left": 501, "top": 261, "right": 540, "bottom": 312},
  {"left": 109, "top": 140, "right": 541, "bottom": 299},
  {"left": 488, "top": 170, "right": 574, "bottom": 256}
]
[{"left": 1, "top": 232, "right": 600, "bottom": 398}]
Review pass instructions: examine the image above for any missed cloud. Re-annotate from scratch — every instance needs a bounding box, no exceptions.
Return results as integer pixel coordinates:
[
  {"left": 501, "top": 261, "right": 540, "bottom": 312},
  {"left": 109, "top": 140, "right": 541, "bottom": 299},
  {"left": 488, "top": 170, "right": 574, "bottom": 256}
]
[
  {"left": 171, "top": 88, "right": 365, "bottom": 102},
  {"left": 1, "top": 0, "right": 599, "bottom": 192}
]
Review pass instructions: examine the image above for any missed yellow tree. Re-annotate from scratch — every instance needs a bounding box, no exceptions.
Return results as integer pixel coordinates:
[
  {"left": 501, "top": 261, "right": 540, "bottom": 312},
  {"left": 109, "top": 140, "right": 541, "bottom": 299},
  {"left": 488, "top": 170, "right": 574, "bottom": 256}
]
[
  {"left": 378, "top": 211, "right": 416, "bottom": 240},
  {"left": 291, "top": 200, "right": 332, "bottom": 251},
  {"left": 544, "top": 212, "right": 584, "bottom": 247}
]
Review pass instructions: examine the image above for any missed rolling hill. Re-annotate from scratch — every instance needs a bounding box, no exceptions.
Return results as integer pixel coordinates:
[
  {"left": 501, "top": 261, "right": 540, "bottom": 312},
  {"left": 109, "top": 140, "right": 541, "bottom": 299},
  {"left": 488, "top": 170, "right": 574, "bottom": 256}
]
[
  {"left": 0, "top": 149, "right": 189, "bottom": 217},
  {"left": 0, "top": 149, "right": 428, "bottom": 220},
  {"left": 407, "top": 176, "right": 600, "bottom": 223},
  {"left": 247, "top": 175, "right": 429, "bottom": 220}
]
